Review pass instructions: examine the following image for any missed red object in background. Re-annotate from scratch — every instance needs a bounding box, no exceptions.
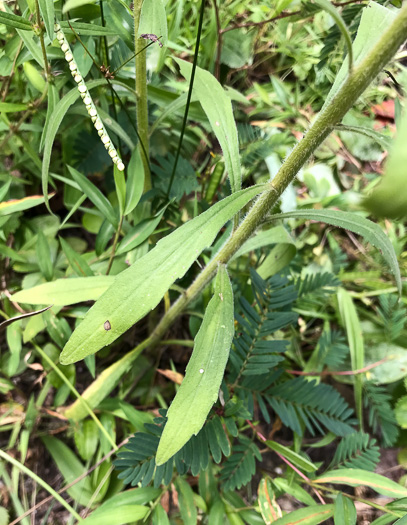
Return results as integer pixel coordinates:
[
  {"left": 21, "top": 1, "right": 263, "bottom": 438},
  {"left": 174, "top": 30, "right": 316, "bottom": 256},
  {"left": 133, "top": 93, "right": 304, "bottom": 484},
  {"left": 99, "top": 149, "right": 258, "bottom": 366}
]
[{"left": 370, "top": 99, "right": 395, "bottom": 121}]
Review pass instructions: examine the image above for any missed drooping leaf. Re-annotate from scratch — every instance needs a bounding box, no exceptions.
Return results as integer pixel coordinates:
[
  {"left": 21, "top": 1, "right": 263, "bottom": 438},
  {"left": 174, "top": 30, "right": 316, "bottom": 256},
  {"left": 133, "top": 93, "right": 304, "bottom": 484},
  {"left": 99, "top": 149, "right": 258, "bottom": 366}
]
[
  {"left": 175, "top": 58, "right": 242, "bottom": 194},
  {"left": 60, "top": 184, "right": 265, "bottom": 365},
  {"left": 12, "top": 276, "right": 115, "bottom": 306},
  {"left": 270, "top": 209, "right": 401, "bottom": 294},
  {"left": 156, "top": 265, "right": 234, "bottom": 465}
]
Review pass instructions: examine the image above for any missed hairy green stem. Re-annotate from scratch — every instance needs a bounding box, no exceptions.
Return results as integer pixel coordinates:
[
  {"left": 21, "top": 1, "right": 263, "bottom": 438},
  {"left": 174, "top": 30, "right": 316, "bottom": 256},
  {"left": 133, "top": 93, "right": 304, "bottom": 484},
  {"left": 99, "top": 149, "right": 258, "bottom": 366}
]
[
  {"left": 134, "top": 0, "right": 151, "bottom": 191},
  {"left": 65, "top": 3, "right": 407, "bottom": 418}
]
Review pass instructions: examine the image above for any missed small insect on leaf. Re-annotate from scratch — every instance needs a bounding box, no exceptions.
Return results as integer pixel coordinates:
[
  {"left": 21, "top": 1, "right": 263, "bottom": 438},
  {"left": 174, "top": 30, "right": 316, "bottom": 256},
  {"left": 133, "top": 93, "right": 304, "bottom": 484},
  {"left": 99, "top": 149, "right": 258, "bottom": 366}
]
[{"left": 104, "top": 320, "right": 111, "bottom": 331}]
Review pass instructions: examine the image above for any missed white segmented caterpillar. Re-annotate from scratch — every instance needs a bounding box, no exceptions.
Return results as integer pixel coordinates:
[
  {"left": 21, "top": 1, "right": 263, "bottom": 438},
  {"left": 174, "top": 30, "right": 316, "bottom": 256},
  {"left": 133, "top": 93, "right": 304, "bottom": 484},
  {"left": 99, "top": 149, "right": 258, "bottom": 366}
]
[{"left": 54, "top": 22, "right": 125, "bottom": 171}]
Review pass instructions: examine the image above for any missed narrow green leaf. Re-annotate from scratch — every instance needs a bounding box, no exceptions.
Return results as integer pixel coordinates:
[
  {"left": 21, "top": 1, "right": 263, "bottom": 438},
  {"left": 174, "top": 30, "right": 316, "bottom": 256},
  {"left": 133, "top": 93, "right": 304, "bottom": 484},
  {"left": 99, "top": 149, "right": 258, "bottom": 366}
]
[
  {"left": 0, "top": 194, "right": 54, "bottom": 216},
  {"left": 59, "top": 21, "right": 118, "bottom": 36},
  {"left": 12, "top": 276, "right": 115, "bottom": 306},
  {"left": 40, "top": 82, "right": 59, "bottom": 152},
  {"left": 59, "top": 237, "right": 94, "bottom": 277},
  {"left": 265, "top": 441, "right": 318, "bottom": 473},
  {"left": 364, "top": 103, "right": 407, "bottom": 219},
  {"left": 41, "top": 436, "right": 93, "bottom": 506},
  {"left": 272, "top": 478, "right": 316, "bottom": 507},
  {"left": 231, "top": 226, "right": 295, "bottom": 261},
  {"left": 175, "top": 477, "right": 198, "bottom": 525},
  {"left": 175, "top": 58, "right": 242, "bottom": 194},
  {"left": 0, "top": 12, "right": 32, "bottom": 30},
  {"left": 18, "top": 31, "right": 44, "bottom": 68},
  {"left": 314, "top": 469, "right": 407, "bottom": 498},
  {"left": 38, "top": 0, "right": 54, "bottom": 41},
  {"left": 337, "top": 288, "right": 364, "bottom": 425},
  {"left": 323, "top": 2, "right": 396, "bottom": 110},
  {"left": 36, "top": 232, "right": 54, "bottom": 281},
  {"left": 333, "top": 494, "right": 356, "bottom": 525},
  {"left": 67, "top": 166, "right": 118, "bottom": 229},
  {"left": 270, "top": 209, "right": 401, "bottom": 295},
  {"left": 60, "top": 185, "right": 265, "bottom": 365},
  {"left": 156, "top": 265, "right": 234, "bottom": 465},
  {"left": 314, "top": 0, "right": 353, "bottom": 72},
  {"left": 124, "top": 148, "right": 145, "bottom": 215},
  {"left": 270, "top": 505, "right": 334, "bottom": 525},
  {"left": 116, "top": 211, "right": 165, "bottom": 256},
  {"left": 138, "top": 0, "right": 168, "bottom": 45},
  {"left": 257, "top": 243, "right": 296, "bottom": 280},
  {"left": 0, "top": 102, "right": 28, "bottom": 112},
  {"left": 114, "top": 165, "right": 126, "bottom": 217}
]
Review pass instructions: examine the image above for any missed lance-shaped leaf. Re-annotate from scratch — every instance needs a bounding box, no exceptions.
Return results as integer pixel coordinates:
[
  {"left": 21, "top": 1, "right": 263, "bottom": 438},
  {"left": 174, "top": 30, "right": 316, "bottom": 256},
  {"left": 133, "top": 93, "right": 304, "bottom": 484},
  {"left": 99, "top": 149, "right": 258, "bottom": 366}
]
[
  {"left": 270, "top": 209, "right": 401, "bottom": 295},
  {"left": 156, "top": 265, "right": 234, "bottom": 465},
  {"left": 269, "top": 505, "right": 334, "bottom": 525},
  {"left": 60, "top": 185, "right": 265, "bottom": 365},
  {"left": 175, "top": 58, "right": 242, "bottom": 194}
]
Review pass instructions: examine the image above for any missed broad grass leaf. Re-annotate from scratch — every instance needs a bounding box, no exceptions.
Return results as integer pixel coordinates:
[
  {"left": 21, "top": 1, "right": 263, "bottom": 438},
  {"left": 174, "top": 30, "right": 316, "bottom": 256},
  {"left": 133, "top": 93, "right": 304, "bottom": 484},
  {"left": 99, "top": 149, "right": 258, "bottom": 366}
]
[
  {"left": 270, "top": 505, "right": 334, "bottom": 525},
  {"left": 271, "top": 209, "right": 401, "bottom": 295},
  {"left": 315, "top": 469, "right": 407, "bottom": 498},
  {"left": 80, "top": 506, "right": 148, "bottom": 525},
  {"left": 68, "top": 166, "right": 118, "bottom": 228},
  {"left": 138, "top": 0, "right": 168, "bottom": 45},
  {"left": 0, "top": 12, "right": 31, "bottom": 30},
  {"left": 80, "top": 505, "right": 148, "bottom": 525},
  {"left": 12, "top": 276, "right": 115, "bottom": 306},
  {"left": 60, "top": 185, "right": 265, "bottom": 365},
  {"left": 0, "top": 102, "right": 28, "bottom": 112},
  {"left": 334, "top": 494, "right": 356, "bottom": 525},
  {"left": 323, "top": 2, "right": 396, "bottom": 110},
  {"left": 364, "top": 104, "right": 407, "bottom": 219},
  {"left": 38, "top": 0, "right": 54, "bottom": 40},
  {"left": 156, "top": 265, "right": 234, "bottom": 465},
  {"left": 41, "top": 79, "right": 133, "bottom": 211},
  {"left": 0, "top": 194, "right": 54, "bottom": 216},
  {"left": 258, "top": 478, "right": 282, "bottom": 523},
  {"left": 337, "top": 288, "right": 364, "bottom": 424},
  {"left": 265, "top": 441, "right": 317, "bottom": 473},
  {"left": 175, "top": 58, "right": 242, "bottom": 194}
]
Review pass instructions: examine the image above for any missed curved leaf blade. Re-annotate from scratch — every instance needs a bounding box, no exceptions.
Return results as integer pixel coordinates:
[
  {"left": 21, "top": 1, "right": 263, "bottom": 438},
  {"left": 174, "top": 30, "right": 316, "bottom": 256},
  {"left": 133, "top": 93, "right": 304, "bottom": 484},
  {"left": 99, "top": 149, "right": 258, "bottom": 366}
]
[
  {"left": 315, "top": 469, "right": 407, "bottom": 498},
  {"left": 60, "top": 185, "right": 265, "bottom": 365},
  {"left": 271, "top": 209, "right": 401, "bottom": 295},
  {"left": 12, "top": 276, "right": 115, "bottom": 306},
  {"left": 156, "top": 265, "right": 234, "bottom": 465},
  {"left": 271, "top": 505, "right": 334, "bottom": 525}
]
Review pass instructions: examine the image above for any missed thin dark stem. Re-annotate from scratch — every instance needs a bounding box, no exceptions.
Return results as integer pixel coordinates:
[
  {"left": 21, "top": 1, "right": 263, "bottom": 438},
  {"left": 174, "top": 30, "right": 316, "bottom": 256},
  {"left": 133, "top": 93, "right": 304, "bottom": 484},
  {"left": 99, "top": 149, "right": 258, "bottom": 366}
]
[
  {"left": 106, "top": 214, "right": 124, "bottom": 275},
  {"left": 213, "top": 0, "right": 222, "bottom": 80},
  {"left": 34, "top": 0, "right": 50, "bottom": 81},
  {"left": 166, "top": 0, "right": 206, "bottom": 198}
]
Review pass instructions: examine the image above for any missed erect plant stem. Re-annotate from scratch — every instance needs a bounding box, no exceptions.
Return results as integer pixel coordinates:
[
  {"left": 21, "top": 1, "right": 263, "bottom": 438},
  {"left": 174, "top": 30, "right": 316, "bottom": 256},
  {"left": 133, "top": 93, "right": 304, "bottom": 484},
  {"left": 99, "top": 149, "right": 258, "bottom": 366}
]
[
  {"left": 65, "top": 3, "right": 407, "bottom": 417},
  {"left": 134, "top": 0, "right": 151, "bottom": 191}
]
